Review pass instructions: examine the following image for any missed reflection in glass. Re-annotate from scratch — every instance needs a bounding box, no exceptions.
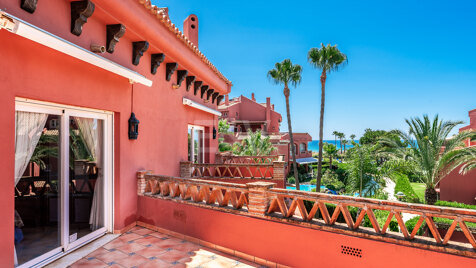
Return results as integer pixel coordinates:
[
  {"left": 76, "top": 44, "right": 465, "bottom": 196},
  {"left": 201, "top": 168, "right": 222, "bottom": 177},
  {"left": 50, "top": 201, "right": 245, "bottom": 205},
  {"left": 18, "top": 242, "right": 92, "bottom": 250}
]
[
  {"left": 14, "top": 112, "right": 61, "bottom": 266},
  {"left": 69, "top": 117, "right": 104, "bottom": 242}
]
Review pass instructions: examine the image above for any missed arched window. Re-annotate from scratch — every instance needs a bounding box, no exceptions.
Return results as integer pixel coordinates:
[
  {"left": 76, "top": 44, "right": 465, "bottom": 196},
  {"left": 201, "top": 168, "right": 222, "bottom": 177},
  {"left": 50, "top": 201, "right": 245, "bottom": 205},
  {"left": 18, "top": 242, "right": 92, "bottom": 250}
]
[{"left": 300, "top": 143, "right": 306, "bottom": 153}]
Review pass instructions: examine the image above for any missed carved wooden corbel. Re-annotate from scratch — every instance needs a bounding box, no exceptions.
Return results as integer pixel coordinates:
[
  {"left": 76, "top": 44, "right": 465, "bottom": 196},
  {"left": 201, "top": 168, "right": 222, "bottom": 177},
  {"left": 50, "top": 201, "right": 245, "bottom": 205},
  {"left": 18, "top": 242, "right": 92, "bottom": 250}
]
[
  {"left": 200, "top": 85, "right": 209, "bottom": 98},
  {"left": 132, "top": 41, "right": 149, "bottom": 66},
  {"left": 151, "top": 54, "right": 165, "bottom": 74},
  {"left": 216, "top": 95, "right": 224, "bottom": 105},
  {"left": 106, "top": 24, "right": 126, "bottom": 53},
  {"left": 71, "top": 1, "right": 95, "bottom": 36},
  {"left": 176, "top": 70, "right": 188, "bottom": 87},
  {"left": 186, "top": 76, "right": 196, "bottom": 92},
  {"left": 21, "top": 0, "right": 38, "bottom": 13},
  {"left": 165, "top": 63, "right": 178, "bottom": 81},
  {"left": 206, "top": 89, "right": 215, "bottom": 100},
  {"left": 211, "top": 92, "right": 220, "bottom": 104},
  {"left": 194, "top": 81, "right": 203, "bottom": 95}
]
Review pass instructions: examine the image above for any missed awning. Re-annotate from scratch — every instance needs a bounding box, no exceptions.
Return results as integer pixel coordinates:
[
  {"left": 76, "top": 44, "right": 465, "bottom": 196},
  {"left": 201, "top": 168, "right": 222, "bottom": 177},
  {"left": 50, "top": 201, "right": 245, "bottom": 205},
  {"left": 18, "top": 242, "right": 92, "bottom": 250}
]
[{"left": 295, "top": 157, "right": 318, "bottom": 165}]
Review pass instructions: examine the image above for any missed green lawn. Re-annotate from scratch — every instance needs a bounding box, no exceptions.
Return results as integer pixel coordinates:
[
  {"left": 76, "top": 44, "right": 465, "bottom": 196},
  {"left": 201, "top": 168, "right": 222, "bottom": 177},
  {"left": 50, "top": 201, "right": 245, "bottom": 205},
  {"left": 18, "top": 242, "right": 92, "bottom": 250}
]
[{"left": 411, "top": 183, "right": 425, "bottom": 202}]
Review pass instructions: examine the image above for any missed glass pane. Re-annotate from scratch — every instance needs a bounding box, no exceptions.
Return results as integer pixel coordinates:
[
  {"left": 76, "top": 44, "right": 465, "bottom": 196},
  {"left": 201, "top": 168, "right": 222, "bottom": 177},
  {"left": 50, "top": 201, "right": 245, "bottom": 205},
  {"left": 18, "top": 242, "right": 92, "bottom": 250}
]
[
  {"left": 194, "top": 129, "right": 203, "bottom": 163},
  {"left": 15, "top": 113, "right": 61, "bottom": 265},
  {"left": 69, "top": 117, "right": 104, "bottom": 242},
  {"left": 188, "top": 128, "right": 193, "bottom": 162}
]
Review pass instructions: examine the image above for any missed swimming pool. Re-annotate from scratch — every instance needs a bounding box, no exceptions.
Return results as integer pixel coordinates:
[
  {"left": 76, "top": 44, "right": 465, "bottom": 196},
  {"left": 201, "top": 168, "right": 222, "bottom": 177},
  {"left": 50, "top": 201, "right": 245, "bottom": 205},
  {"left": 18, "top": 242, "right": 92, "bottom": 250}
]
[{"left": 286, "top": 185, "right": 325, "bottom": 192}]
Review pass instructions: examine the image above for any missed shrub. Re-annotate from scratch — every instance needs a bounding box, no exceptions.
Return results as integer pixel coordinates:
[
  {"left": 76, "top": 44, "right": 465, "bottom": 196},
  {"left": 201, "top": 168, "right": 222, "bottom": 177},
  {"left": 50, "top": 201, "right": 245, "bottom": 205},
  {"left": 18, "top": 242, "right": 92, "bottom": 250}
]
[
  {"left": 435, "top": 200, "right": 476, "bottom": 210},
  {"left": 322, "top": 170, "right": 345, "bottom": 191},
  {"left": 363, "top": 210, "right": 399, "bottom": 232},
  {"left": 405, "top": 216, "right": 426, "bottom": 236},
  {"left": 310, "top": 178, "right": 317, "bottom": 185},
  {"left": 393, "top": 173, "right": 420, "bottom": 203},
  {"left": 287, "top": 176, "right": 295, "bottom": 184}
]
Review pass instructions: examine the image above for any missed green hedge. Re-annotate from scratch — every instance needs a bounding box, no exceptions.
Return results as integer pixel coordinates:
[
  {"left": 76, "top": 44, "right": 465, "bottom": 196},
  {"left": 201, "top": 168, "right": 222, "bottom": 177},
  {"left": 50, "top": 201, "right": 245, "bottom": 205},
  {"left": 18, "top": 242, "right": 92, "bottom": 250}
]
[
  {"left": 405, "top": 216, "right": 426, "bottom": 236},
  {"left": 302, "top": 201, "right": 398, "bottom": 232},
  {"left": 434, "top": 201, "right": 476, "bottom": 228},
  {"left": 393, "top": 173, "right": 421, "bottom": 203},
  {"left": 435, "top": 200, "right": 476, "bottom": 210}
]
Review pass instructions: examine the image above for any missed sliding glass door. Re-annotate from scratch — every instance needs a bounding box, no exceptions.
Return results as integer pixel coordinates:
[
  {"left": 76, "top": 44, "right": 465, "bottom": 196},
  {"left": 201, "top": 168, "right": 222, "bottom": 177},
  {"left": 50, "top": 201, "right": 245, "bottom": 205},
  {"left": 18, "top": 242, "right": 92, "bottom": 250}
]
[
  {"left": 188, "top": 125, "right": 204, "bottom": 163},
  {"left": 14, "top": 100, "right": 113, "bottom": 267}
]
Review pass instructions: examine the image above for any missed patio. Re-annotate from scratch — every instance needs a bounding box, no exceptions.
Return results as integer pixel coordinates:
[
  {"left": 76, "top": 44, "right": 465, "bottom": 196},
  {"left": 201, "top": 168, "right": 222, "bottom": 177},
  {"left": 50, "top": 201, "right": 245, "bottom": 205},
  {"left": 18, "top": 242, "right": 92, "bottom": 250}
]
[{"left": 70, "top": 226, "right": 264, "bottom": 268}]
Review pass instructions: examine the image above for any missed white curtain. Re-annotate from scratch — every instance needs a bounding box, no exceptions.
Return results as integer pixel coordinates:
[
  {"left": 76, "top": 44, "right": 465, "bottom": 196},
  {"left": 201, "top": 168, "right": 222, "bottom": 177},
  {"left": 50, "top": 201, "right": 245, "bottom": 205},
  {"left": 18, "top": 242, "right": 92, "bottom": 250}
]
[
  {"left": 14, "top": 111, "right": 48, "bottom": 266},
  {"left": 75, "top": 118, "right": 104, "bottom": 231},
  {"left": 15, "top": 111, "right": 48, "bottom": 185}
]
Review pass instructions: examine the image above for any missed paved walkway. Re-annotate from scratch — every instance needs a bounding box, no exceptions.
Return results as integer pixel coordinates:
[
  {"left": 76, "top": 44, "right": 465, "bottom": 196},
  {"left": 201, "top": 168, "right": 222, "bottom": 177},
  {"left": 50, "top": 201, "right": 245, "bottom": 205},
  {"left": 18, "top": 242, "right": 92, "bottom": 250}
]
[
  {"left": 71, "top": 226, "right": 262, "bottom": 268},
  {"left": 383, "top": 177, "right": 413, "bottom": 222}
]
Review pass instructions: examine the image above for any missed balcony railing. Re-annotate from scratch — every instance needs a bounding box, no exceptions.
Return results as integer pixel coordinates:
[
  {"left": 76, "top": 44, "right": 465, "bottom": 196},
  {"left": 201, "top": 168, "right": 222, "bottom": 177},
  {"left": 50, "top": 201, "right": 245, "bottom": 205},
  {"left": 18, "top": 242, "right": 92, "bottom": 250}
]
[
  {"left": 138, "top": 174, "right": 249, "bottom": 211},
  {"left": 221, "top": 155, "right": 281, "bottom": 164},
  {"left": 180, "top": 158, "right": 285, "bottom": 181},
  {"left": 138, "top": 171, "right": 476, "bottom": 258}
]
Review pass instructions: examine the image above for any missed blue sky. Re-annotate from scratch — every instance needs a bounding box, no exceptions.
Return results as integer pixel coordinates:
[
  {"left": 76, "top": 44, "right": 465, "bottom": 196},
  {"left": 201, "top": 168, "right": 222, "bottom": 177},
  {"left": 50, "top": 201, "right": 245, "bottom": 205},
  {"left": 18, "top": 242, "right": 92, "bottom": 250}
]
[{"left": 156, "top": 0, "right": 476, "bottom": 140}]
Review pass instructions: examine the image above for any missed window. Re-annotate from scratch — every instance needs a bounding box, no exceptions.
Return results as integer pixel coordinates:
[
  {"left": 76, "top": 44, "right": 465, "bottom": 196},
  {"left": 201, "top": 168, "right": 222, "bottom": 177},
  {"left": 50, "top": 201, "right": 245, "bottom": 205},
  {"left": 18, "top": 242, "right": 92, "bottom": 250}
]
[
  {"left": 188, "top": 125, "right": 205, "bottom": 163},
  {"left": 300, "top": 143, "right": 307, "bottom": 153}
]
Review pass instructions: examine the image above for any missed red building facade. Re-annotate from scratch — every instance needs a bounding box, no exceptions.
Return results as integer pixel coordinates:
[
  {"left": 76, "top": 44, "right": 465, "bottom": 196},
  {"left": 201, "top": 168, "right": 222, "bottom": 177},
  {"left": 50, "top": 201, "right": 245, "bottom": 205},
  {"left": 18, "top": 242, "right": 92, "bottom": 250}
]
[
  {"left": 439, "top": 108, "right": 476, "bottom": 205},
  {"left": 0, "top": 0, "right": 230, "bottom": 266},
  {"left": 218, "top": 94, "right": 313, "bottom": 175}
]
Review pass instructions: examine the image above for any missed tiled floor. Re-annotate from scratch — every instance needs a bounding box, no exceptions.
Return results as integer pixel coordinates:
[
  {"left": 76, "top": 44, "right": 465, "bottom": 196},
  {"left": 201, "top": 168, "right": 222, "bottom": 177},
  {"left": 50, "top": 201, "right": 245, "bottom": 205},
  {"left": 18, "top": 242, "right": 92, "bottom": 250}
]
[{"left": 70, "top": 226, "right": 262, "bottom": 268}]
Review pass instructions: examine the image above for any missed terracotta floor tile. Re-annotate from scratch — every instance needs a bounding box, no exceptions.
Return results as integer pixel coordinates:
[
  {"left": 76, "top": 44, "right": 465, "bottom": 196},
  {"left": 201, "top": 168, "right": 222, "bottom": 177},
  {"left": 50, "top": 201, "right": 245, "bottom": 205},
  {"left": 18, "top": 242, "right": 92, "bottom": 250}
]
[
  {"left": 155, "top": 239, "right": 186, "bottom": 250},
  {"left": 114, "top": 253, "right": 150, "bottom": 268},
  {"left": 156, "top": 249, "right": 190, "bottom": 263},
  {"left": 135, "top": 246, "right": 168, "bottom": 258},
  {"left": 116, "top": 242, "right": 147, "bottom": 254},
  {"left": 173, "top": 242, "right": 201, "bottom": 253},
  {"left": 137, "top": 259, "right": 172, "bottom": 268},
  {"left": 179, "top": 254, "right": 211, "bottom": 267},
  {"left": 70, "top": 258, "right": 108, "bottom": 268},
  {"left": 149, "top": 232, "right": 170, "bottom": 239},
  {"left": 103, "top": 238, "right": 129, "bottom": 250},
  {"left": 135, "top": 236, "right": 164, "bottom": 246},
  {"left": 94, "top": 249, "right": 128, "bottom": 264},
  {"left": 119, "top": 232, "right": 144, "bottom": 242},
  {"left": 202, "top": 259, "right": 238, "bottom": 268},
  {"left": 132, "top": 228, "right": 155, "bottom": 236},
  {"left": 85, "top": 247, "right": 110, "bottom": 259}
]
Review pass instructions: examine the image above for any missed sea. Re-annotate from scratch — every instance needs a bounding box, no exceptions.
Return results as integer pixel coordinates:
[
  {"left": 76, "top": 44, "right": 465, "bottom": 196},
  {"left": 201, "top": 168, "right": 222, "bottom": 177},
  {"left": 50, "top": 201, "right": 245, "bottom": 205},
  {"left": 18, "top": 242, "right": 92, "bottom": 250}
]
[{"left": 307, "top": 140, "right": 359, "bottom": 152}]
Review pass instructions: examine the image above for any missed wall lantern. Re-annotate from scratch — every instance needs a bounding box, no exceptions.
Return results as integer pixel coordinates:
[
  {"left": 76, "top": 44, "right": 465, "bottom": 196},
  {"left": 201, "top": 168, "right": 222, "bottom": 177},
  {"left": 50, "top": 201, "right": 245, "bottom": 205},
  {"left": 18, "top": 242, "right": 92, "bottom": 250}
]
[
  {"left": 128, "top": 81, "right": 139, "bottom": 140},
  {"left": 213, "top": 127, "right": 217, "bottom": 139},
  {"left": 128, "top": 112, "right": 139, "bottom": 140}
]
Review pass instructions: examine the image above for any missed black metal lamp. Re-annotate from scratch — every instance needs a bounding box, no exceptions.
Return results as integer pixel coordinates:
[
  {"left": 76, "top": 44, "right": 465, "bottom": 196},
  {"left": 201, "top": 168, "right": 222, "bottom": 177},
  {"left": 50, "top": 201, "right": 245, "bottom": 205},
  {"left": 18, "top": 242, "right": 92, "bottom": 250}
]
[
  {"left": 128, "top": 81, "right": 139, "bottom": 140},
  {"left": 213, "top": 127, "right": 217, "bottom": 139},
  {"left": 128, "top": 112, "right": 139, "bottom": 139}
]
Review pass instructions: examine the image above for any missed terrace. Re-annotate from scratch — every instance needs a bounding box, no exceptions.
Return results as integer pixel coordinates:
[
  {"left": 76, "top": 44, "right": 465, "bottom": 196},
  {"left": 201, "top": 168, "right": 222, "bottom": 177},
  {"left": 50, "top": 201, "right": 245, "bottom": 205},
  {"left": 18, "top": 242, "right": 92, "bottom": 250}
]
[{"left": 66, "top": 157, "right": 476, "bottom": 267}]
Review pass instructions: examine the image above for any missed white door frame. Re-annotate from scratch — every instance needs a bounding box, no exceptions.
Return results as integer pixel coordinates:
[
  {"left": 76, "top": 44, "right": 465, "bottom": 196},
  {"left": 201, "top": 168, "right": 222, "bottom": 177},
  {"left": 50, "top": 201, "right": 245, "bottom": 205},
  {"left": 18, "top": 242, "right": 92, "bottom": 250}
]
[
  {"left": 188, "top": 125, "right": 205, "bottom": 163},
  {"left": 15, "top": 98, "right": 114, "bottom": 267}
]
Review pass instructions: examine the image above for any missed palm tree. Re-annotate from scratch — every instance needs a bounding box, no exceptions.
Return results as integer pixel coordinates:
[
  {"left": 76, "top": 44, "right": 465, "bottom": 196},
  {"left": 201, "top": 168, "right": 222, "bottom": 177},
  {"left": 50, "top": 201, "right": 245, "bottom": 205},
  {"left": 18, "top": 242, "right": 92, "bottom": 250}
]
[
  {"left": 342, "top": 139, "right": 348, "bottom": 154},
  {"left": 232, "top": 130, "right": 276, "bottom": 156},
  {"left": 323, "top": 143, "right": 338, "bottom": 167},
  {"left": 332, "top": 131, "right": 339, "bottom": 147},
  {"left": 268, "top": 59, "right": 303, "bottom": 190},
  {"left": 308, "top": 44, "right": 347, "bottom": 190},
  {"left": 350, "top": 134, "right": 356, "bottom": 143},
  {"left": 381, "top": 115, "right": 476, "bottom": 205}
]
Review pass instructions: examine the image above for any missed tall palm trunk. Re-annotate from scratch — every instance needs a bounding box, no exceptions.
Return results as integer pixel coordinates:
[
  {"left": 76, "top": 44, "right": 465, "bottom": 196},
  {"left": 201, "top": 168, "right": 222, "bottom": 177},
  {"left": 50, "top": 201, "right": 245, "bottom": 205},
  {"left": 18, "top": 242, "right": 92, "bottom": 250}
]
[
  {"left": 425, "top": 187, "right": 438, "bottom": 205},
  {"left": 284, "top": 86, "right": 300, "bottom": 190},
  {"left": 316, "top": 70, "right": 327, "bottom": 190}
]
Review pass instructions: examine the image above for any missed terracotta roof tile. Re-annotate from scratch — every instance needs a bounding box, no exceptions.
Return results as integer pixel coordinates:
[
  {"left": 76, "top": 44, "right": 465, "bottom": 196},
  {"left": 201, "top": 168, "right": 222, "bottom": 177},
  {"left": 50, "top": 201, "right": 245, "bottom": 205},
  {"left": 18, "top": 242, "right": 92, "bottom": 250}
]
[{"left": 137, "top": 0, "right": 232, "bottom": 86}]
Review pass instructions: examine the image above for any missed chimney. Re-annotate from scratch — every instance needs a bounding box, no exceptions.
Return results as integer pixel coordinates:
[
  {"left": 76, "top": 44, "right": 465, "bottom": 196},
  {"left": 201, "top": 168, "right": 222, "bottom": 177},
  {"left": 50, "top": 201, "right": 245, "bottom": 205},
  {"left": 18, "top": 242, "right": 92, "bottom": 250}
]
[
  {"left": 251, "top": 93, "right": 256, "bottom": 102},
  {"left": 225, "top": 95, "right": 229, "bottom": 106},
  {"left": 183, "top": 14, "right": 199, "bottom": 47},
  {"left": 266, "top": 97, "right": 271, "bottom": 132}
]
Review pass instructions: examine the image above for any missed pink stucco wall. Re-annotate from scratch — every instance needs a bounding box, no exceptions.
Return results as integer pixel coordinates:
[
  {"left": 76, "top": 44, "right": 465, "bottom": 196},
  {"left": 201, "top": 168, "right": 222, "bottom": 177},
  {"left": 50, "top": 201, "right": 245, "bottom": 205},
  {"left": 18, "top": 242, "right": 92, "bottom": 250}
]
[{"left": 0, "top": 0, "right": 228, "bottom": 265}]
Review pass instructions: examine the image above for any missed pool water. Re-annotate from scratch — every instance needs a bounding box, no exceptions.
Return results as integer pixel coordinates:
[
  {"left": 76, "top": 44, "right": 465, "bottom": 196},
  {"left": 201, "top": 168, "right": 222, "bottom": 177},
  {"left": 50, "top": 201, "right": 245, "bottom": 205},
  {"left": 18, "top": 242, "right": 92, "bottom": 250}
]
[{"left": 286, "top": 185, "right": 325, "bottom": 192}]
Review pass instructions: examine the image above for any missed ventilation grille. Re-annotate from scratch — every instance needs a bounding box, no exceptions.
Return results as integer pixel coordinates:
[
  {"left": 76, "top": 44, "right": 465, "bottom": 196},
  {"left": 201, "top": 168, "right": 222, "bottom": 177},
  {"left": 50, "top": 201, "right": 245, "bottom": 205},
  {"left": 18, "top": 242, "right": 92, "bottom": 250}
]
[{"left": 341, "top": 245, "right": 362, "bottom": 258}]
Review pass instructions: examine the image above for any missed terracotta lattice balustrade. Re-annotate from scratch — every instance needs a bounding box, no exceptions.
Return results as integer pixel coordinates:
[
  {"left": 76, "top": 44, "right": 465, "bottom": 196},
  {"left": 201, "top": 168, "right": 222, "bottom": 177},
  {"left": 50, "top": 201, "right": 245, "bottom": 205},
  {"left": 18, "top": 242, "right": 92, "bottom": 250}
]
[
  {"left": 221, "top": 155, "right": 281, "bottom": 164},
  {"left": 190, "top": 163, "right": 274, "bottom": 179},
  {"left": 137, "top": 171, "right": 476, "bottom": 259}
]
